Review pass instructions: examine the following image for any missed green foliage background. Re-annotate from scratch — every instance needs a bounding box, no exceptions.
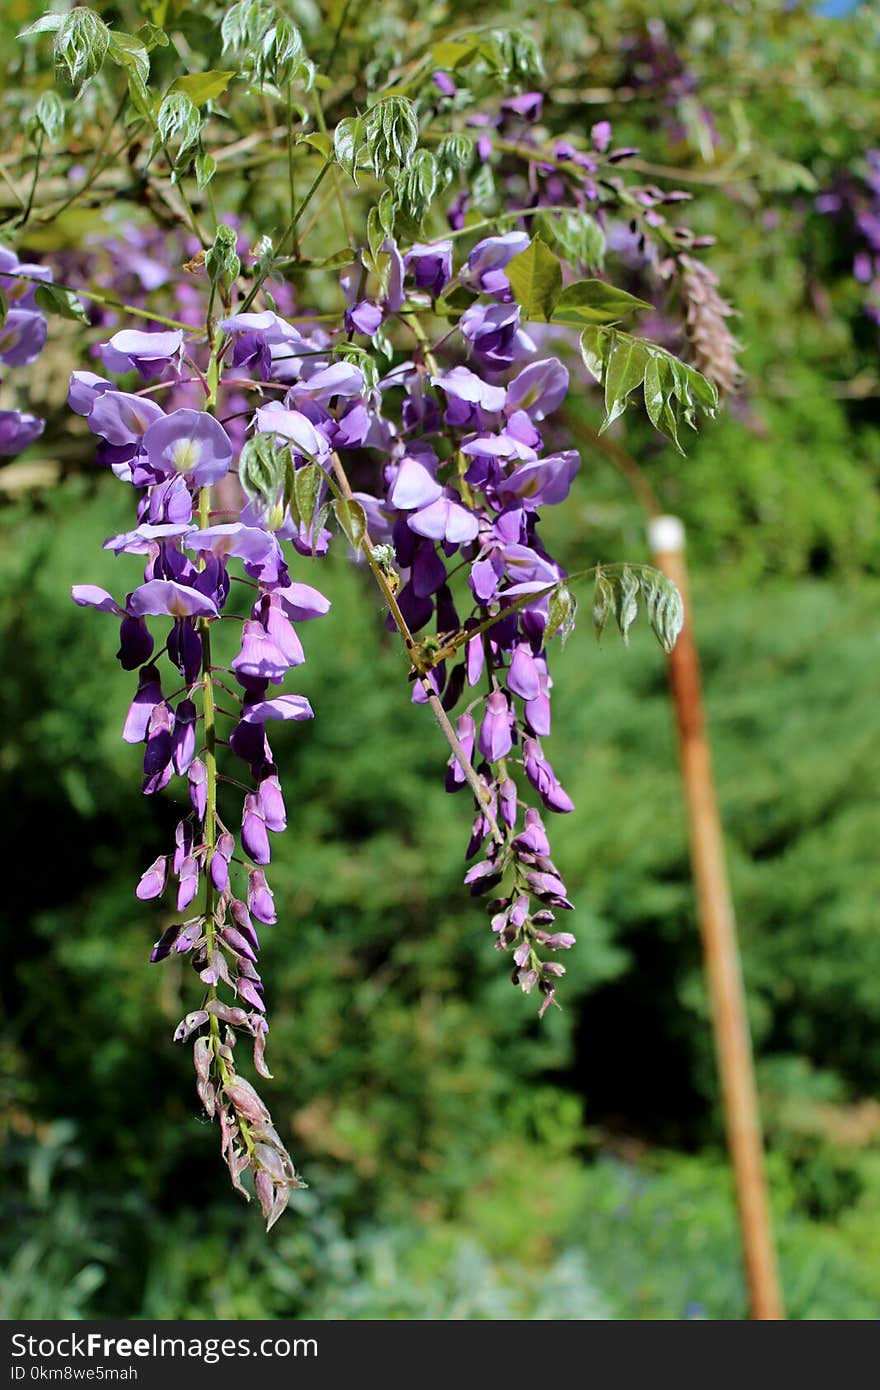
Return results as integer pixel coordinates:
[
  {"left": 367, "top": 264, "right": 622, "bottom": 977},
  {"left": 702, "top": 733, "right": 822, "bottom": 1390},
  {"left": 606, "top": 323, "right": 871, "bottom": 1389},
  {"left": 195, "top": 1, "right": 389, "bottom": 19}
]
[{"left": 1, "top": 0, "right": 879, "bottom": 1320}]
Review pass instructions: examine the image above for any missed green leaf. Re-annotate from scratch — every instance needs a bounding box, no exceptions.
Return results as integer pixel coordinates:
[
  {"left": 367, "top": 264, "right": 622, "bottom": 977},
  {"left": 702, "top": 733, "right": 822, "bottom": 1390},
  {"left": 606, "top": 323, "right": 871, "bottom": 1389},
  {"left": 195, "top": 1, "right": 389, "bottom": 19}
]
[
  {"left": 126, "top": 73, "right": 154, "bottom": 123},
  {"left": 506, "top": 237, "right": 563, "bottom": 321},
  {"left": 260, "top": 16, "right": 307, "bottom": 87},
  {"left": 470, "top": 161, "right": 496, "bottom": 213},
  {"left": 292, "top": 462, "right": 323, "bottom": 529},
  {"left": 32, "top": 91, "right": 66, "bottom": 143},
  {"left": 0, "top": 288, "right": 8, "bottom": 329},
  {"left": 430, "top": 37, "right": 480, "bottom": 70},
  {"left": 108, "top": 32, "right": 150, "bottom": 88},
  {"left": 18, "top": 15, "right": 64, "bottom": 39},
  {"left": 332, "top": 117, "right": 363, "bottom": 182},
  {"left": 221, "top": 1, "right": 272, "bottom": 56},
  {"left": 205, "top": 225, "right": 240, "bottom": 291},
  {"left": 171, "top": 71, "right": 236, "bottom": 105},
  {"left": 157, "top": 91, "right": 202, "bottom": 157},
  {"left": 137, "top": 22, "right": 169, "bottom": 49},
  {"left": 239, "top": 435, "right": 286, "bottom": 520},
  {"left": 194, "top": 152, "right": 217, "bottom": 189},
  {"left": 579, "top": 327, "right": 716, "bottom": 451},
  {"left": 333, "top": 497, "right": 368, "bottom": 553},
  {"left": 552, "top": 280, "right": 651, "bottom": 327},
  {"left": 639, "top": 569, "right": 685, "bottom": 653},
  {"left": 591, "top": 570, "right": 614, "bottom": 642},
  {"left": 363, "top": 97, "right": 419, "bottom": 176},
  {"left": 52, "top": 9, "right": 110, "bottom": 94},
  {"left": 535, "top": 207, "right": 605, "bottom": 272},
  {"left": 614, "top": 566, "right": 640, "bottom": 643},
  {"left": 435, "top": 134, "right": 473, "bottom": 179},
  {"left": 603, "top": 337, "right": 649, "bottom": 429},
  {"left": 34, "top": 283, "right": 88, "bottom": 323},
  {"left": 394, "top": 150, "right": 437, "bottom": 229},
  {"left": 546, "top": 582, "right": 577, "bottom": 646}
]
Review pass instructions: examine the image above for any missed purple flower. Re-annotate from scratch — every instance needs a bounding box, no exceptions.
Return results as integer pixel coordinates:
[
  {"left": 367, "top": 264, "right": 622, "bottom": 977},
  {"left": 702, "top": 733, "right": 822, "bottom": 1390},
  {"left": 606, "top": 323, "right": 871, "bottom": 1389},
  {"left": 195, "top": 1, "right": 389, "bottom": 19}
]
[
  {"left": 68, "top": 372, "right": 116, "bottom": 416},
  {"left": 177, "top": 854, "right": 200, "bottom": 911},
  {"left": 0, "top": 310, "right": 47, "bottom": 367},
  {"left": 292, "top": 360, "right": 365, "bottom": 402},
  {"left": 117, "top": 614, "right": 154, "bottom": 670},
  {"left": 404, "top": 241, "right": 453, "bottom": 297},
  {"left": 478, "top": 691, "right": 514, "bottom": 761},
  {"left": 136, "top": 856, "right": 167, "bottom": 901},
  {"left": 274, "top": 582, "right": 331, "bottom": 622},
  {"left": 253, "top": 403, "right": 330, "bottom": 460},
  {"left": 99, "top": 329, "right": 185, "bottom": 379},
  {"left": 248, "top": 870, "right": 276, "bottom": 925},
  {"left": 189, "top": 759, "right": 207, "bottom": 819},
  {"left": 71, "top": 584, "right": 124, "bottom": 615},
  {"left": 591, "top": 120, "right": 612, "bottom": 153},
  {"left": 501, "top": 93, "right": 544, "bottom": 122},
  {"left": 143, "top": 409, "right": 233, "bottom": 486},
  {"left": 346, "top": 300, "right": 383, "bottom": 336},
  {"left": 497, "top": 452, "right": 580, "bottom": 509},
  {"left": 507, "top": 644, "right": 542, "bottom": 700},
  {"left": 505, "top": 358, "right": 569, "bottom": 420},
  {"left": 88, "top": 391, "right": 165, "bottom": 446},
  {"left": 523, "top": 739, "right": 575, "bottom": 813},
  {"left": 408, "top": 495, "right": 480, "bottom": 544},
  {"left": 389, "top": 453, "right": 443, "bottom": 510},
  {"left": 172, "top": 698, "right": 197, "bottom": 774},
  {"left": 0, "top": 410, "right": 44, "bottom": 455},
  {"left": 211, "top": 832, "right": 235, "bottom": 893},
  {"left": 463, "top": 232, "right": 530, "bottom": 298},
  {"left": 185, "top": 523, "right": 276, "bottom": 569},
  {"left": 459, "top": 302, "right": 534, "bottom": 372},
  {"left": 433, "top": 365, "right": 506, "bottom": 415},
  {"left": 258, "top": 774, "right": 286, "bottom": 832},
  {"left": 128, "top": 579, "right": 219, "bottom": 619},
  {"left": 433, "top": 70, "right": 456, "bottom": 96},
  {"left": 233, "top": 621, "right": 290, "bottom": 685},
  {"left": 242, "top": 795, "right": 271, "bottom": 865},
  {"left": 0, "top": 252, "right": 51, "bottom": 309},
  {"left": 240, "top": 694, "right": 314, "bottom": 723},
  {"left": 122, "top": 665, "right": 163, "bottom": 744}
]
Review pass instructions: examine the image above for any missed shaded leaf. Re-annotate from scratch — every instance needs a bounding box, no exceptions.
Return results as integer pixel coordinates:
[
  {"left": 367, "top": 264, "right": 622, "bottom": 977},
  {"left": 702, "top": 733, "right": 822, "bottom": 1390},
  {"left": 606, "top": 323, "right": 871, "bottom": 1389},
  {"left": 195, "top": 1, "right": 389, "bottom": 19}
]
[
  {"left": 34, "top": 282, "right": 88, "bottom": 323},
  {"left": 171, "top": 70, "right": 236, "bottom": 105},
  {"left": 552, "top": 279, "right": 651, "bottom": 327},
  {"left": 506, "top": 237, "right": 563, "bottom": 321},
  {"left": 333, "top": 497, "right": 367, "bottom": 553}
]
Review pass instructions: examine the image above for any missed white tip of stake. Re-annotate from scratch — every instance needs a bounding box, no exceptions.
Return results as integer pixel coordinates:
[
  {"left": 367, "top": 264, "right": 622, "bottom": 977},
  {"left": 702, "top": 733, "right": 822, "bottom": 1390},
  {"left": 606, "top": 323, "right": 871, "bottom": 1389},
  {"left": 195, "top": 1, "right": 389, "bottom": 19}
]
[{"left": 648, "top": 514, "right": 686, "bottom": 554}]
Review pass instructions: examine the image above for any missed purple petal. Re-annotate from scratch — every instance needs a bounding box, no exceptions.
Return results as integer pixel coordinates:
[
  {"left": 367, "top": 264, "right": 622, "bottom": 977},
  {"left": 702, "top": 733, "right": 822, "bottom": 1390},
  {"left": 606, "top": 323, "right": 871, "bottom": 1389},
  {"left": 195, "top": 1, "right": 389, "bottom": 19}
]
[
  {"left": 241, "top": 695, "right": 315, "bottom": 723},
  {"left": 128, "top": 579, "right": 219, "bottom": 619},
  {"left": 143, "top": 409, "right": 233, "bottom": 487},
  {"left": 71, "top": 584, "right": 123, "bottom": 615}
]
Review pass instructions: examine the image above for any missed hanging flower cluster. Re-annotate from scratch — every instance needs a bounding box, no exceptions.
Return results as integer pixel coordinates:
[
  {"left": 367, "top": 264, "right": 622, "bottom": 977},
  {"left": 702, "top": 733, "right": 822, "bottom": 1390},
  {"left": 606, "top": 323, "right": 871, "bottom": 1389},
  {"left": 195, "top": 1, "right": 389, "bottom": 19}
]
[
  {"left": 0, "top": 242, "right": 52, "bottom": 455},
  {"left": 6, "top": 5, "right": 717, "bottom": 1223}
]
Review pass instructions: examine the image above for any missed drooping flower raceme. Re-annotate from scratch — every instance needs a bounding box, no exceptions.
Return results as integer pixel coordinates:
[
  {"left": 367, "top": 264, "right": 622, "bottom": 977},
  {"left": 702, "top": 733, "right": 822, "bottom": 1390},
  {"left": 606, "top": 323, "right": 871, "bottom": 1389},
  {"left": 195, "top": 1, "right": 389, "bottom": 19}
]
[
  {"left": 33, "top": 26, "right": 705, "bottom": 1222},
  {"left": 0, "top": 242, "right": 52, "bottom": 456}
]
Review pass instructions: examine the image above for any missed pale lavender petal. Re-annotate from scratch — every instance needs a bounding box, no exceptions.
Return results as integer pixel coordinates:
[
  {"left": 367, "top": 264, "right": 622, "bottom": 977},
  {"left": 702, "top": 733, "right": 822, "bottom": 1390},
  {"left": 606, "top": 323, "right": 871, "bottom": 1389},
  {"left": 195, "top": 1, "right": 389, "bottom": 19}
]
[
  {"left": 241, "top": 695, "right": 315, "bottom": 723},
  {"left": 129, "top": 579, "right": 219, "bottom": 618}
]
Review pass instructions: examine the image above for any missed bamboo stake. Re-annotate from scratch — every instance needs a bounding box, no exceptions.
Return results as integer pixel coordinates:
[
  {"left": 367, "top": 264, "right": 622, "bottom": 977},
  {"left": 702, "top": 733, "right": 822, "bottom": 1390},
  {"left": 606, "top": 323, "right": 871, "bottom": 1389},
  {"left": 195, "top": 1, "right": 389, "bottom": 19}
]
[{"left": 649, "top": 514, "right": 784, "bottom": 1321}]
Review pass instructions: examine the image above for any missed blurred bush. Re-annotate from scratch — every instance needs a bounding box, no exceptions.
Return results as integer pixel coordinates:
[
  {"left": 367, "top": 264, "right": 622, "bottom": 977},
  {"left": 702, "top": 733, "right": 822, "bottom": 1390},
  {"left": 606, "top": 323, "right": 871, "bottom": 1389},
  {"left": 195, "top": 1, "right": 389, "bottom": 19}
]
[{"left": 2, "top": 474, "right": 879, "bottom": 1317}]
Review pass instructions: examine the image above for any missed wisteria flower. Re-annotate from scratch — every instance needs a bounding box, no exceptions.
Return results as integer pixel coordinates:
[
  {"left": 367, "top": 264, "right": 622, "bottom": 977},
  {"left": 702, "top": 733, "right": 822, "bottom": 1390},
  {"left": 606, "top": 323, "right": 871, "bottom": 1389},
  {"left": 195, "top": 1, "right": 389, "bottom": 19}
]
[
  {"left": 408, "top": 494, "right": 480, "bottom": 544},
  {"left": 253, "top": 403, "right": 330, "bottom": 460},
  {"left": 0, "top": 409, "right": 44, "bottom": 455},
  {"left": 0, "top": 309, "right": 48, "bottom": 367},
  {"left": 143, "top": 409, "right": 233, "bottom": 485},
  {"left": 99, "top": 329, "right": 186, "bottom": 379},
  {"left": 88, "top": 391, "right": 165, "bottom": 446},
  {"left": 128, "top": 579, "right": 219, "bottom": 619}
]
